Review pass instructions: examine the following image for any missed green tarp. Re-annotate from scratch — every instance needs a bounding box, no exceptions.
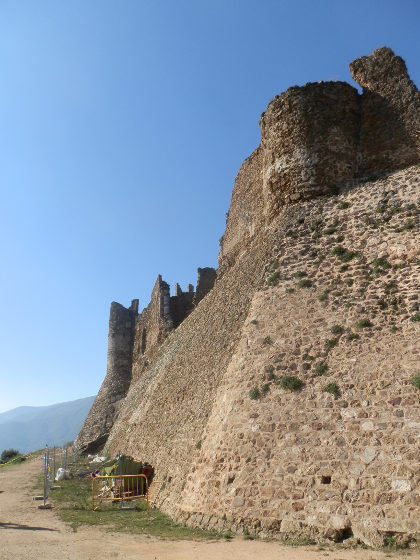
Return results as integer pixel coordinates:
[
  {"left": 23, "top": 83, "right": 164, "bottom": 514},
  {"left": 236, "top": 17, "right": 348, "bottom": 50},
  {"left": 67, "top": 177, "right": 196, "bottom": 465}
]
[{"left": 100, "top": 455, "right": 143, "bottom": 477}]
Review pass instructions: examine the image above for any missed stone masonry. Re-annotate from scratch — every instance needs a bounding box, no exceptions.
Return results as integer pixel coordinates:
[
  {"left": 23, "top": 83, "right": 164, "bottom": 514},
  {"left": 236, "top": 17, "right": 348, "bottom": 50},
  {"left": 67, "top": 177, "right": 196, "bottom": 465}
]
[
  {"left": 219, "top": 47, "right": 420, "bottom": 272},
  {"left": 77, "top": 48, "right": 419, "bottom": 546},
  {"left": 75, "top": 270, "right": 216, "bottom": 452}
]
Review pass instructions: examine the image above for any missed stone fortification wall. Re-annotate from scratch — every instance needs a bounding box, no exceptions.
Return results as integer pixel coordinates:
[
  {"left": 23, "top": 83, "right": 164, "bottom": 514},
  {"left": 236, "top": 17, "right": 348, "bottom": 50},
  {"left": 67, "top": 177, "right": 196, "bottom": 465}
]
[
  {"left": 77, "top": 269, "right": 216, "bottom": 452},
  {"left": 105, "top": 216, "right": 277, "bottom": 511},
  {"left": 218, "top": 47, "right": 419, "bottom": 271},
  {"left": 260, "top": 82, "right": 360, "bottom": 218},
  {"left": 349, "top": 47, "right": 420, "bottom": 176},
  {"left": 78, "top": 47, "right": 419, "bottom": 544},
  {"left": 75, "top": 300, "right": 137, "bottom": 452},
  {"left": 179, "top": 167, "right": 419, "bottom": 544},
  {"left": 194, "top": 267, "right": 217, "bottom": 305},
  {"left": 218, "top": 148, "right": 264, "bottom": 273},
  {"left": 106, "top": 167, "right": 419, "bottom": 544}
]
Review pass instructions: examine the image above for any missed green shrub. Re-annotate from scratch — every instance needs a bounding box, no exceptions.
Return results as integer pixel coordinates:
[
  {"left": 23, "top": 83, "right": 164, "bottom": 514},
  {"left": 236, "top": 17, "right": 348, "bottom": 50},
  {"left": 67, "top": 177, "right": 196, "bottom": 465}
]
[
  {"left": 324, "top": 382, "right": 340, "bottom": 398},
  {"left": 243, "top": 528, "right": 255, "bottom": 540},
  {"left": 346, "top": 278, "right": 354, "bottom": 286},
  {"left": 298, "top": 279, "right": 313, "bottom": 288},
  {"left": 250, "top": 319, "right": 258, "bottom": 325},
  {"left": 357, "top": 319, "right": 373, "bottom": 329},
  {"left": 310, "top": 219, "right": 322, "bottom": 231},
  {"left": 249, "top": 387, "right": 261, "bottom": 400},
  {"left": 195, "top": 440, "right": 202, "bottom": 450},
  {"left": 325, "top": 338, "right": 339, "bottom": 349},
  {"left": 267, "top": 270, "right": 281, "bottom": 286},
  {"left": 372, "top": 257, "right": 391, "bottom": 274},
  {"left": 1, "top": 449, "right": 20, "bottom": 463},
  {"left": 339, "top": 201, "right": 350, "bottom": 209},
  {"left": 410, "top": 313, "right": 420, "bottom": 323},
  {"left": 318, "top": 289, "right": 330, "bottom": 302},
  {"left": 339, "top": 264, "right": 349, "bottom": 272},
  {"left": 278, "top": 376, "right": 303, "bottom": 391},
  {"left": 330, "top": 324, "right": 343, "bottom": 334},
  {"left": 390, "top": 325, "right": 397, "bottom": 333},
  {"left": 302, "top": 354, "right": 314, "bottom": 361},
  {"left": 331, "top": 245, "right": 357, "bottom": 262},
  {"left": 294, "top": 270, "right": 307, "bottom": 278},
  {"left": 261, "top": 383, "right": 270, "bottom": 395},
  {"left": 262, "top": 336, "right": 272, "bottom": 345},
  {"left": 411, "top": 376, "right": 420, "bottom": 389},
  {"left": 324, "top": 227, "right": 337, "bottom": 235},
  {"left": 402, "top": 219, "right": 414, "bottom": 231},
  {"left": 313, "top": 363, "right": 327, "bottom": 377},
  {"left": 384, "top": 536, "right": 396, "bottom": 548},
  {"left": 347, "top": 332, "right": 360, "bottom": 341}
]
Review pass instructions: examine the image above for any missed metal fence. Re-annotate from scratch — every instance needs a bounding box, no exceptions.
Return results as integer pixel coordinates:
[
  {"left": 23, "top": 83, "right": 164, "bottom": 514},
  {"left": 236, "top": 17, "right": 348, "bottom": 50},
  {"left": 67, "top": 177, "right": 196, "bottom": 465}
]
[
  {"left": 91, "top": 474, "right": 149, "bottom": 510},
  {"left": 41, "top": 444, "right": 77, "bottom": 507}
]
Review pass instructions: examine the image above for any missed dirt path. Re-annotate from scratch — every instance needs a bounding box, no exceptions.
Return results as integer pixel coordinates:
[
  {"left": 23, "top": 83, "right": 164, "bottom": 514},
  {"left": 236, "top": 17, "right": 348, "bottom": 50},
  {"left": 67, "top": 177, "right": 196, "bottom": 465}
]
[{"left": 0, "top": 456, "right": 417, "bottom": 560}]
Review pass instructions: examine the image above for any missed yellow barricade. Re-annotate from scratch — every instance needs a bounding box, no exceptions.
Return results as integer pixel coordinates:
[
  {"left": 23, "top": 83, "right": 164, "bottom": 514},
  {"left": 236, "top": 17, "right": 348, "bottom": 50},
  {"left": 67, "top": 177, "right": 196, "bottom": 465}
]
[{"left": 92, "top": 474, "right": 149, "bottom": 510}]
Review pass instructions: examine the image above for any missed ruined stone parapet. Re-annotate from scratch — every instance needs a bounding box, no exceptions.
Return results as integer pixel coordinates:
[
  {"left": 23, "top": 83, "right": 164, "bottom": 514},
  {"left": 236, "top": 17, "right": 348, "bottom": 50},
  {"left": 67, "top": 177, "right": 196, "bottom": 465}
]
[
  {"left": 194, "top": 267, "right": 217, "bottom": 305},
  {"left": 218, "top": 148, "right": 264, "bottom": 271},
  {"left": 218, "top": 47, "right": 419, "bottom": 272},
  {"left": 75, "top": 301, "right": 137, "bottom": 453},
  {"left": 349, "top": 47, "right": 420, "bottom": 175},
  {"left": 260, "top": 81, "right": 360, "bottom": 218}
]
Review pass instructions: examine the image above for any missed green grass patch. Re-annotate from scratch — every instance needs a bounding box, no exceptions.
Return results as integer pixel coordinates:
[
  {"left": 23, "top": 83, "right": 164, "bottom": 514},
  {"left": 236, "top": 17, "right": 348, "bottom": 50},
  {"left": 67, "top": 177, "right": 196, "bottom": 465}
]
[
  {"left": 52, "top": 469, "right": 219, "bottom": 539},
  {"left": 330, "top": 324, "right": 343, "bottom": 334},
  {"left": 410, "top": 313, "right": 420, "bottom": 323},
  {"left": 372, "top": 257, "right": 391, "bottom": 274},
  {"left": 297, "top": 278, "right": 313, "bottom": 288},
  {"left": 267, "top": 270, "right": 281, "bottom": 286},
  {"left": 331, "top": 245, "right": 357, "bottom": 262},
  {"left": 324, "top": 227, "right": 337, "bottom": 235},
  {"left": 325, "top": 338, "right": 339, "bottom": 349},
  {"left": 313, "top": 363, "right": 327, "bottom": 377},
  {"left": 357, "top": 319, "right": 373, "bottom": 329},
  {"left": 347, "top": 332, "right": 360, "bottom": 341},
  {"left": 411, "top": 376, "right": 420, "bottom": 389},
  {"left": 324, "top": 382, "right": 340, "bottom": 398},
  {"left": 318, "top": 289, "right": 330, "bottom": 302},
  {"left": 261, "top": 383, "right": 270, "bottom": 396},
  {"left": 277, "top": 376, "right": 303, "bottom": 391},
  {"left": 249, "top": 387, "right": 261, "bottom": 400}
]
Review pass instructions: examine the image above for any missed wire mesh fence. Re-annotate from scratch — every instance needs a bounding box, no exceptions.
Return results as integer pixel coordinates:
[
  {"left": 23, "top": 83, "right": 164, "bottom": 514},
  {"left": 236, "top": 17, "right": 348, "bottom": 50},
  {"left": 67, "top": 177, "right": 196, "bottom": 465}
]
[{"left": 41, "top": 444, "right": 78, "bottom": 506}]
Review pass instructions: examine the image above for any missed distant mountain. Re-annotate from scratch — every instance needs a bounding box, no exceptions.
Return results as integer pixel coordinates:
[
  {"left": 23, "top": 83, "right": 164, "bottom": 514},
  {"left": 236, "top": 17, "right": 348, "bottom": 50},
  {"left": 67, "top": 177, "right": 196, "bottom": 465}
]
[{"left": 0, "top": 396, "right": 95, "bottom": 454}]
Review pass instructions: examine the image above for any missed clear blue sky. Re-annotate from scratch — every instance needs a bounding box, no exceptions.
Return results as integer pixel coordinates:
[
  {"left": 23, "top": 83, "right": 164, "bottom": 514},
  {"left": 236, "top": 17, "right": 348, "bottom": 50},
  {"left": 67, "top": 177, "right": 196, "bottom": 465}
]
[{"left": 0, "top": 0, "right": 418, "bottom": 413}]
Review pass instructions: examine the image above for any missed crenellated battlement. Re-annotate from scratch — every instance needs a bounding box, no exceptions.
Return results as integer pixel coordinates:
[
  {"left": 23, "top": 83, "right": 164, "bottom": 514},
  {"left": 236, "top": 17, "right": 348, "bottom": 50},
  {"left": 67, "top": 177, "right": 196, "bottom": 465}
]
[{"left": 75, "top": 268, "right": 216, "bottom": 452}]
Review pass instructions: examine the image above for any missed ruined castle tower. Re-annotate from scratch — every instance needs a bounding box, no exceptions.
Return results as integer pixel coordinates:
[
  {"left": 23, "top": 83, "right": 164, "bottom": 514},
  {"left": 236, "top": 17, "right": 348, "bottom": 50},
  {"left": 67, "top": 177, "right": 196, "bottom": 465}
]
[
  {"left": 75, "top": 269, "right": 216, "bottom": 452},
  {"left": 76, "top": 47, "right": 419, "bottom": 545}
]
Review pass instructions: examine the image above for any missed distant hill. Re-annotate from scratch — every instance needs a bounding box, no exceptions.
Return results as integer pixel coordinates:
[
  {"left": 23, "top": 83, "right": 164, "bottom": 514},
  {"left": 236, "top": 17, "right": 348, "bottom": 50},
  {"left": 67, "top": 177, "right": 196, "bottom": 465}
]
[{"left": 0, "top": 396, "right": 95, "bottom": 454}]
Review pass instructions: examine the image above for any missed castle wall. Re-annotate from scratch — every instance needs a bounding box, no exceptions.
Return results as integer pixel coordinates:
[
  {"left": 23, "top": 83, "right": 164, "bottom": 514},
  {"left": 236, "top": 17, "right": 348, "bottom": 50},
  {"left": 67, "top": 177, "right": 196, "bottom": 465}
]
[
  {"left": 349, "top": 47, "right": 420, "bottom": 176},
  {"left": 218, "top": 47, "right": 419, "bottom": 273},
  {"left": 194, "top": 267, "right": 217, "bottom": 305},
  {"left": 218, "top": 148, "right": 264, "bottom": 272},
  {"left": 75, "top": 301, "right": 137, "bottom": 452},
  {"left": 260, "top": 82, "right": 360, "bottom": 218},
  {"left": 106, "top": 166, "right": 419, "bottom": 544},
  {"left": 131, "top": 275, "right": 174, "bottom": 383},
  {"left": 78, "top": 47, "right": 419, "bottom": 544},
  {"left": 78, "top": 269, "right": 217, "bottom": 452}
]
